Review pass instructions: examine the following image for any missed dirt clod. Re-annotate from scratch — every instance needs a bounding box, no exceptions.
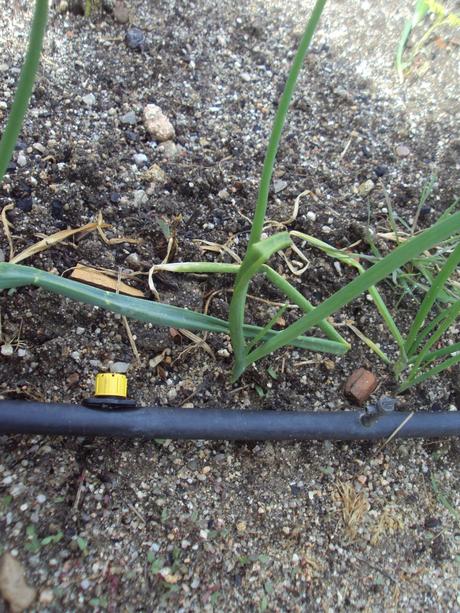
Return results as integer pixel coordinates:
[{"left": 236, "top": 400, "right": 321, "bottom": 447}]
[{"left": 0, "top": 553, "right": 36, "bottom": 613}]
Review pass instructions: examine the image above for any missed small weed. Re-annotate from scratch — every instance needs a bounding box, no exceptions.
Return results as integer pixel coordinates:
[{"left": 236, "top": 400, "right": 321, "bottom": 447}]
[
  {"left": 210, "top": 590, "right": 220, "bottom": 607},
  {"left": 89, "top": 596, "right": 109, "bottom": 608},
  {"left": 0, "top": 495, "right": 12, "bottom": 513},
  {"left": 396, "top": 0, "right": 460, "bottom": 81},
  {"left": 431, "top": 475, "right": 459, "bottom": 523},
  {"left": 25, "top": 525, "right": 63, "bottom": 553},
  {"left": 76, "top": 536, "right": 89, "bottom": 555},
  {"left": 259, "top": 595, "right": 269, "bottom": 612},
  {"left": 147, "top": 552, "right": 166, "bottom": 574}
]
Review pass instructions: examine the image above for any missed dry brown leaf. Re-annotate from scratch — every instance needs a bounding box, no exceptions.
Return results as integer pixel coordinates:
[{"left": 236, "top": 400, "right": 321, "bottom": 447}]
[
  {"left": 149, "top": 349, "right": 169, "bottom": 370},
  {"left": 194, "top": 239, "right": 241, "bottom": 263},
  {"left": 1, "top": 204, "right": 15, "bottom": 261},
  {"left": 10, "top": 221, "right": 105, "bottom": 264},
  {"left": 96, "top": 211, "right": 142, "bottom": 245},
  {"left": 178, "top": 328, "right": 214, "bottom": 358}
]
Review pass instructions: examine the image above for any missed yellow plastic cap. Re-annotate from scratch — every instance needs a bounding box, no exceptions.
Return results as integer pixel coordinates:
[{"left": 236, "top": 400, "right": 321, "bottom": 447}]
[{"left": 94, "top": 373, "right": 128, "bottom": 398}]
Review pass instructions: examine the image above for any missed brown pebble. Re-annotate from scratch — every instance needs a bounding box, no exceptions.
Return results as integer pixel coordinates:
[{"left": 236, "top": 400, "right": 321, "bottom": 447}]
[
  {"left": 113, "top": 1, "right": 130, "bottom": 24},
  {"left": 66, "top": 372, "right": 80, "bottom": 387},
  {"left": 344, "top": 368, "right": 377, "bottom": 405}
]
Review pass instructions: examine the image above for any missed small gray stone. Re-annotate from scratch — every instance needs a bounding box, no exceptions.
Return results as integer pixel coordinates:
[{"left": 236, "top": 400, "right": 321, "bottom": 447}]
[
  {"left": 120, "top": 111, "right": 137, "bottom": 125},
  {"left": 157, "top": 140, "right": 177, "bottom": 159},
  {"left": 17, "top": 152, "right": 27, "bottom": 167},
  {"left": 0, "top": 64, "right": 9, "bottom": 72},
  {"left": 396, "top": 144, "right": 410, "bottom": 157},
  {"left": 143, "top": 164, "right": 166, "bottom": 185},
  {"left": 110, "top": 362, "right": 130, "bottom": 374},
  {"left": 125, "top": 253, "right": 141, "bottom": 269},
  {"left": 33, "top": 143, "right": 46, "bottom": 154},
  {"left": 133, "top": 153, "right": 148, "bottom": 166},
  {"left": 334, "top": 86, "right": 354, "bottom": 103},
  {"left": 57, "top": 0, "right": 68, "bottom": 13},
  {"left": 133, "top": 190, "right": 148, "bottom": 207},
  {"left": 273, "top": 179, "right": 288, "bottom": 194},
  {"left": 0, "top": 249, "right": 4, "bottom": 262},
  {"left": 241, "top": 72, "right": 251, "bottom": 82},
  {"left": 125, "top": 27, "right": 145, "bottom": 50},
  {"left": 82, "top": 93, "right": 96, "bottom": 107}
]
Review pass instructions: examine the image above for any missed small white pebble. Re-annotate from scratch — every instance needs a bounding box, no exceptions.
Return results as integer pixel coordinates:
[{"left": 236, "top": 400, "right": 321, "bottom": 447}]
[
  {"left": 82, "top": 93, "right": 96, "bottom": 107},
  {"left": 306, "top": 211, "right": 317, "bottom": 222}
]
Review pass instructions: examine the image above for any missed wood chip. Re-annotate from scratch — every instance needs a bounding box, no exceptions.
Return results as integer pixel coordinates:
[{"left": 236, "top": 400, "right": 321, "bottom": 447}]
[{"left": 69, "top": 264, "right": 145, "bottom": 297}]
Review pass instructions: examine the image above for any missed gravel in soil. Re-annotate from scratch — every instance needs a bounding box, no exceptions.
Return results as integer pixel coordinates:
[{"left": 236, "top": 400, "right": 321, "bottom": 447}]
[{"left": 0, "top": 1, "right": 459, "bottom": 610}]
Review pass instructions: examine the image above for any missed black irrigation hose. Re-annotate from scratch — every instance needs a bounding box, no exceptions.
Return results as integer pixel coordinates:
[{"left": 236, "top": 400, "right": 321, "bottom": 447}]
[{"left": 0, "top": 401, "right": 459, "bottom": 440}]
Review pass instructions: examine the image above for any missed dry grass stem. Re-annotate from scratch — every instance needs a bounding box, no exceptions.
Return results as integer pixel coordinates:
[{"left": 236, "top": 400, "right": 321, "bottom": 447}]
[
  {"left": 1, "top": 203, "right": 15, "bottom": 260},
  {"left": 337, "top": 482, "right": 369, "bottom": 539}
]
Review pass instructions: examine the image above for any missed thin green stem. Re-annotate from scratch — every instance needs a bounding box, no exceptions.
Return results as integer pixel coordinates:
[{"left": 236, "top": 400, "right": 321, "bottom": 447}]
[
  {"left": 0, "top": 263, "right": 346, "bottom": 353},
  {"left": 408, "top": 341, "right": 460, "bottom": 366},
  {"left": 411, "top": 305, "right": 454, "bottom": 356},
  {"left": 404, "top": 301, "right": 460, "bottom": 385},
  {"left": 246, "top": 304, "right": 288, "bottom": 352},
  {"left": 405, "top": 242, "right": 460, "bottom": 355},
  {"left": 230, "top": 233, "right": 291, "bottom": 380},
  {"left": 262, "top": 265, "right": 349, "bottom": 346},
  {"left": 399, "top": 352, "right": 460, "bottom": 392},
  {"left": 152, "top": 260, "right": 349, "bottom": 346},
  {"left": 245, "top": 212, "right": 460, "bottom": 369},
  {"left": 0, "top": 0, "right": 49, "bottom": 184},
  {"left": 248, "top": 0, "right": 327, "bottom": 248},
  {"left": 291, "top": 231, "right": 405, "bottom": 355},
  {"left": 228, "top": 2, "right": 326, "bottom": 379}
]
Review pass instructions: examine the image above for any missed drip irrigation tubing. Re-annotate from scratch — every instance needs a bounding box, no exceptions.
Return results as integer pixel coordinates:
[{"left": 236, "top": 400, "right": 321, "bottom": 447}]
[{"left": 0, "top": 401, "right": 459, "bottom": 440}]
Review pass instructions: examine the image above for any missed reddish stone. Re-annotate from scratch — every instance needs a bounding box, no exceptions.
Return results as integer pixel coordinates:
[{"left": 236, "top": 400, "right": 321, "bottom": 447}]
[{"left": 344, "top": 368, "right": 378, "bottom": 405}]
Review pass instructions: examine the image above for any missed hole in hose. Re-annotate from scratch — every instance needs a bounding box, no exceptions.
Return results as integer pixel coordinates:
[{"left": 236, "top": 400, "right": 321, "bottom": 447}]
[{"left": 360, "top": 412, "right": 379, "bottom": 428}]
